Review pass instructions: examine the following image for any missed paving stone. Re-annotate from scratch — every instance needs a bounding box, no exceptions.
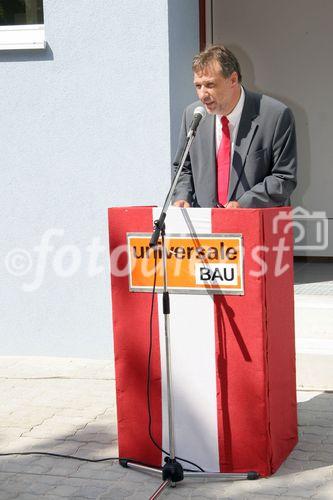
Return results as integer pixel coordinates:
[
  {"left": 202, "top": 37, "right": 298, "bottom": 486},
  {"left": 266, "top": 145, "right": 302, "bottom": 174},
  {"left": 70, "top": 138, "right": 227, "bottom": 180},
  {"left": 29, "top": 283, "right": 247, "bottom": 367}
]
[
  {"left": 191, "top": 490, "right": 220, "bottom": 499},
  {"left": 74, "top": 441, "right": 118, "bottom": 459},
  {"left": 1, "top": 358, "right": 333, "bottom": 500},
  {"left": 0, "top": 473, "right": 21, "bottom": 500},
  {"left": 1, "top": 437, "right": 81, "bottom": 456},
  {"left": 0, "top": 411, "right": 55, "bottom": 429},
  {"left": 16, "top": 497, "right": 60, "bottom": 500},
  {"left": 279, "top": 458, "right": 303, "bottom": 472},
  {"left": 70, "top": 431, "right": 116, "bottom": 445},
  {"left": 22, "top": 415, "right": 90, "bottom": 439},
  {"left": 94, "top": 412, "right": 117, "bottom": 423},
  {"left": 0, "top": 427, "right": 25, "bottom": 440},
  {"left": 0, "top": 455, "right": 48, "bottom": 474},
  {"left": 11, "top": 495, "right": 45, "bottom": 500},
  {"left": 298, "top": 425, "right": 331, "bottom": 436},
  {"left": 153, "top": 483, "right": 195, "bottom": 498},
  {"left": 115, "top": 472, "right": 159, "bottom": 490},
  {"left": 0, "top": 492, "right": 20, "bottom": 500},
  {"left": 299, "top": 414, "right": 333, "bottom": 427},
  {"left": 223, "top": 479, "right": 288, "bottom": 497},
  {"left": 269, "top": 497, "right": 304, "bottom": 500},
  {"left": 309, "top": 451, "right": 333, "bottom": 463},
  {"left": 73, "top": 461, "right": 124, "bottom": 481},
  {"left": 313, "top": 479, "right": 333, "bottom": 499},
  {"left": 296, "top": 442, "right": 324, "bottom": 453},
  {"left": 234, "top": 496, "right": 279, "bottom": 500},
  {"left": 281, "top": 466, "right": 332, "bottom": 488},
  {"left": 98, "top": 485, "right": 133, "bottom": 499},
  {"left": 290, "top": 449, "right": 312, "bottom": 461},
  {"left": 300, "top": 460, "right": 332, "bottom": 471},
  {"left": 298, "top": 433, "right": 323, "bottom": 444},
  {"left": 1, "top": 476, "right": 57, "bottom": 497},
  {"left": 284, "top": 487, "right": 317, "bottom": 497},
  {"left": 44, "top": 483, "right": 82, "bottom": 497},
  {"left": 40, "top": 458, "right": 82, "bottom": 477},
  {"left": 55, "top": 407, "right": 109, "bottom": 419},
  {"left": 75, "top": 421, "right": 117, "bottom": 434},
  {"left": 76, "top": 484, "right": 111, "bottom": 499}
]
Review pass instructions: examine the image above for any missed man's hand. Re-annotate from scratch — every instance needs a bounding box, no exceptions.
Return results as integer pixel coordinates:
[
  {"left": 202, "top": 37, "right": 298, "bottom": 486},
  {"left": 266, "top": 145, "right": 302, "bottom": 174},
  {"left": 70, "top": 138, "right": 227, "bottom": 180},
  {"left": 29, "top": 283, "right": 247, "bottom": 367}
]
[
  {"left": 224, "top": 201, "right": 240, "bottom": 209},
  {"left": 173, "top": 200, "right": 190, "bottom": 208}
]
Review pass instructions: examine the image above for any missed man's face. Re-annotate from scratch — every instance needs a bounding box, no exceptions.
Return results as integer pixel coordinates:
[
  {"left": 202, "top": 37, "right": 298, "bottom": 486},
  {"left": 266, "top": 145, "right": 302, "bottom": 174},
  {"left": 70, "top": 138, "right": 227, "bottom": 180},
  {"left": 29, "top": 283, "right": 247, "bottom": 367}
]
[{"left": 193, "top": 60, "right": 240, "bottom": 115}]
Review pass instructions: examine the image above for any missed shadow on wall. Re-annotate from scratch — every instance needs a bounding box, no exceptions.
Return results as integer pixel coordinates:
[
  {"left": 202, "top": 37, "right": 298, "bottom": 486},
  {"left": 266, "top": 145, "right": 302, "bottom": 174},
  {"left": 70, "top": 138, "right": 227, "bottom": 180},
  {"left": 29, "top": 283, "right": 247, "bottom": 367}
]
[
  {"left": 227, "top": 44, "right": 311, "bottom": 211},
  {"left": 0, "top": 42, "right": 53, "bottom": 62}
]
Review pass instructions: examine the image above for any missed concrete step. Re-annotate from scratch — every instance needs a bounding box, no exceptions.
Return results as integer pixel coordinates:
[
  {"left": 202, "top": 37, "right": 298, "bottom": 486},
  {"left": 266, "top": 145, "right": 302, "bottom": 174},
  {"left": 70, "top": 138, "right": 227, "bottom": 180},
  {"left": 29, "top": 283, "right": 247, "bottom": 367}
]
[{"left": 295, "top": 294, "right": 333, "bottom": 390}]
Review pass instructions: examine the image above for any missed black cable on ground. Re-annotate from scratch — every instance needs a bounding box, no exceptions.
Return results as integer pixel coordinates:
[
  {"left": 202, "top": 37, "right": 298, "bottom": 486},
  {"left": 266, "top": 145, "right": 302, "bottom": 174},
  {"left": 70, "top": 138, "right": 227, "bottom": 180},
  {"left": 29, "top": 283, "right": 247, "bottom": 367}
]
[
  {"left": 0, "top": 452, "right": 120, "bottom": 462},
  {"left": 0, "top": 452, "right": 201, "bottom": 473}
]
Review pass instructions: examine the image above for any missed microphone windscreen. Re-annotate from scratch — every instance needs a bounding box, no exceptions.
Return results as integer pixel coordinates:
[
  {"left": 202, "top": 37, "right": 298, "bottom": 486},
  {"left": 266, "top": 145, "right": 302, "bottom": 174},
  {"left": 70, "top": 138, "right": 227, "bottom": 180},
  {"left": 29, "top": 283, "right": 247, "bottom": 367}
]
[{"left": 193, "top": 106, "right": 206, "bottom": 120}]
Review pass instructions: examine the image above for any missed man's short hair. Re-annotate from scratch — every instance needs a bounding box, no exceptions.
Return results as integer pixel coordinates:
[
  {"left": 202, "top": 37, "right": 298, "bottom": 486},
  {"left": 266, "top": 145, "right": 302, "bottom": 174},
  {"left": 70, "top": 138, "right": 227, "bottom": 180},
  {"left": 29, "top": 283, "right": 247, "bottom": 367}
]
[{"left": 192, "top": 45, "right": 242, "bottom": 83}]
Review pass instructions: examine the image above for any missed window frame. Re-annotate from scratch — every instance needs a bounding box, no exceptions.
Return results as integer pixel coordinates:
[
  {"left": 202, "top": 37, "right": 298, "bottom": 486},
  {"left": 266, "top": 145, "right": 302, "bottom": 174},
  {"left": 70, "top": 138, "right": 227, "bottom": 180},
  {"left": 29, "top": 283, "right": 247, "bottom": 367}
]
[{"left": 0, "top": 23, "right": 45, "bottom": 50}]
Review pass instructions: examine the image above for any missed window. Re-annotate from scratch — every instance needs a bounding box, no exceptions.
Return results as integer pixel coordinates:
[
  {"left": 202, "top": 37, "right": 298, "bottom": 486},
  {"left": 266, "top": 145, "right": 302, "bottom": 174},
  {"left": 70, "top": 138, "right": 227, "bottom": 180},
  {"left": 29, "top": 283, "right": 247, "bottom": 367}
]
[
  {"left": 0, "top": 0, "right": 44, "bottom": 25},
  {"left": 0, "top": 0, "right": 45, "bottom": 50}
]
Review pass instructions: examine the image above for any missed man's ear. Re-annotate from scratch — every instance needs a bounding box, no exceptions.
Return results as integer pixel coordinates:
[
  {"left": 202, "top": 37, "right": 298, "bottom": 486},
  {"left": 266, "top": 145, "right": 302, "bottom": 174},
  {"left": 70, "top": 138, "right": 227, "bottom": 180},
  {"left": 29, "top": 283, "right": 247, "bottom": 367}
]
[{"left": 230, "top": 71, "right": 239, "bottom": 86}]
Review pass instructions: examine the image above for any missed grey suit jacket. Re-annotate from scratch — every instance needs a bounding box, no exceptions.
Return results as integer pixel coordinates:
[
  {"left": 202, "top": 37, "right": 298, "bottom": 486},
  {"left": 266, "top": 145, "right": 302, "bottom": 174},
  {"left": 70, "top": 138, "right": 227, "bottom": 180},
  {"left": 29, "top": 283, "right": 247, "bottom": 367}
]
[{"left": 173, "top": 88, "right": 297, "bottom": 208}]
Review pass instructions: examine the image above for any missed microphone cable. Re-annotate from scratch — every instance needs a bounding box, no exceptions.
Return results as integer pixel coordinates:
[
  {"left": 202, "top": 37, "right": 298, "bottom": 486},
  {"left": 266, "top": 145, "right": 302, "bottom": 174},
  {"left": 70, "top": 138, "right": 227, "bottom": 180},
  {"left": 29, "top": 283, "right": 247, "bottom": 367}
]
[{"left": 146, "top": 251, "right": 204, "bottom": 473}]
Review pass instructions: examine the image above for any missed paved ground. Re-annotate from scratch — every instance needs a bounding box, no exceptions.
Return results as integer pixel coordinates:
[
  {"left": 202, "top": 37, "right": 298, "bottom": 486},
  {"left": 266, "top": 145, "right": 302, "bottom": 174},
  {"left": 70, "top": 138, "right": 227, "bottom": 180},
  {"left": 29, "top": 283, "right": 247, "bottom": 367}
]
[{"left": 0, "top": 357, "right": 333, "bottom": 499}]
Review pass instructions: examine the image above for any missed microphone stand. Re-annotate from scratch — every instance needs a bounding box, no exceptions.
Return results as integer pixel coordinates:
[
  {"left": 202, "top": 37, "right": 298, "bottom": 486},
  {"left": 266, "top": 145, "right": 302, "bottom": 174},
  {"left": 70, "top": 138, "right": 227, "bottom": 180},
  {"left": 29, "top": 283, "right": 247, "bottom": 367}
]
[
  {"left": 120, "top": 122, "right": 259, "bottom": 499},
  {"left": 149, "top": 126, "right": 196, "bottom": 248}
]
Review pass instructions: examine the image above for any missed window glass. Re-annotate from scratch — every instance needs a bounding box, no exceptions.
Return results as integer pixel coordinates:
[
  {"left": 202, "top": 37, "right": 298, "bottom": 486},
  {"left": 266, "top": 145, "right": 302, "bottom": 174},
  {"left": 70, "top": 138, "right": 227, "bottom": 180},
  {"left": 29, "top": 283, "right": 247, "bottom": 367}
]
[{"left": 0, "top": 0, "right": 44, "bottom": 26}]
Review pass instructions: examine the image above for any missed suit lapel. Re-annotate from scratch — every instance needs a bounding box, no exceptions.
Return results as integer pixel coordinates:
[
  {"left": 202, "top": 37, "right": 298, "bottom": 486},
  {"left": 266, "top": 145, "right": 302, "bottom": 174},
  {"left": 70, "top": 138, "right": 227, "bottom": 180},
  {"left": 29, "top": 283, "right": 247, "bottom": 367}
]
[
  {"left": 198, "top": 112, "right": 216, "bottom": 201},
  {"left": 228, "top": 90, "right": 260, "bottom": 201}
]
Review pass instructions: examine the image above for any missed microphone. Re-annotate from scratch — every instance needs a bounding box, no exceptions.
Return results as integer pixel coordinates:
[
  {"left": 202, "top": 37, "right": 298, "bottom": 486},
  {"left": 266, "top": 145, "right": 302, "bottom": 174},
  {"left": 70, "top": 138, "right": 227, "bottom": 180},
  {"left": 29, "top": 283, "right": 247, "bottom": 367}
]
[{"left": 187, "top": 106, "right": 206, "bottom": 138}]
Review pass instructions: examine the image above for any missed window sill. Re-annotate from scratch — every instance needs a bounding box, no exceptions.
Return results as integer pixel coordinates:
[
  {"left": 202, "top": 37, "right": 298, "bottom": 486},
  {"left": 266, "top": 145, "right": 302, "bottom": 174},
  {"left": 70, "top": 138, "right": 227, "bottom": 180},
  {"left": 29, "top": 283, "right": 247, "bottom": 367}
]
[{"left": 0, "top": 24, "right": 46, "bottom": 50}]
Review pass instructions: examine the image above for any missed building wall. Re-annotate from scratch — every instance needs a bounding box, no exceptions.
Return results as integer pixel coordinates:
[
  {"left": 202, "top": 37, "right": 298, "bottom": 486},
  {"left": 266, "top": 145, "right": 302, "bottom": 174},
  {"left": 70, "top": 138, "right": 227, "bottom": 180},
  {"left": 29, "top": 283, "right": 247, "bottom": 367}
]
[{"left": 0, "top": 0, "right": 199, "bottom": 358}]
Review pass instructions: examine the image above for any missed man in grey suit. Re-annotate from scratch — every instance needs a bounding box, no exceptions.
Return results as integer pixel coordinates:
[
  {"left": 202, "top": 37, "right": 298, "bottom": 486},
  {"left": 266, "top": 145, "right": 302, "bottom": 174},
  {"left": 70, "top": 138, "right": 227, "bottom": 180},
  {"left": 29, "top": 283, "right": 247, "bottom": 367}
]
[{"left": 173, "top": 45, "right": 297, "bottom": 209}]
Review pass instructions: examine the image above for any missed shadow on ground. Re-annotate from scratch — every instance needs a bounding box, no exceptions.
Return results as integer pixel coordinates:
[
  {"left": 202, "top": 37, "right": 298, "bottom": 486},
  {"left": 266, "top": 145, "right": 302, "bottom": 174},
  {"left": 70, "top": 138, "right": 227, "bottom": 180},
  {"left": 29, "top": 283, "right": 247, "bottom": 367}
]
[{"left": 294, "top": 261, "right": 333, "bottom": 285}]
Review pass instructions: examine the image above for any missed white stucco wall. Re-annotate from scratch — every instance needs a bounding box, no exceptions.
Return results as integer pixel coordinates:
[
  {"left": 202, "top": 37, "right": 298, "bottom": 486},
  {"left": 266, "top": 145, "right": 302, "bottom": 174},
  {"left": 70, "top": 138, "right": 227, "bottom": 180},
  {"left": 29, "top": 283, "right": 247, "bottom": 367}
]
[{"left": 0, "top": 0, "right": 199, "bottom": 357}]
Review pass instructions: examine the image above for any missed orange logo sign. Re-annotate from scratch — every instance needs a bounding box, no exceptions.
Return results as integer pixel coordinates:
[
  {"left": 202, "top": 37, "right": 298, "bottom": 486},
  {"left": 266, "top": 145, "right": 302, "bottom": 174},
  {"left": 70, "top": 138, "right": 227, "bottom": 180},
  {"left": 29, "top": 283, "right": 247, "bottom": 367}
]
[{"left": 127, "top": 233, "right": 244, "bottom": 295}]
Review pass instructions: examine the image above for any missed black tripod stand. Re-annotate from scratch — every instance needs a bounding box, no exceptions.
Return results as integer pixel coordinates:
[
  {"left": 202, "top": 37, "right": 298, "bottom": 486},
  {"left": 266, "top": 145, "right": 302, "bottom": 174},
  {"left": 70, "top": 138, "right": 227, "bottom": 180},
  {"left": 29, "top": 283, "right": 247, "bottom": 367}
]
[{"left": 120, "top": 108, "right": 259, "bottom": 498}]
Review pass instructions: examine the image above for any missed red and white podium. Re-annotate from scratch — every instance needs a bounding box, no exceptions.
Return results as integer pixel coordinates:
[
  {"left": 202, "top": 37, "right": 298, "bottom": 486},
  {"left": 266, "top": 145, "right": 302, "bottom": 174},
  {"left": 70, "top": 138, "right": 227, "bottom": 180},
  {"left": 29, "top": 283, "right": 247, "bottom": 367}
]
[{"left": 108, "top": 206, "right": 298, "bottom": 477}]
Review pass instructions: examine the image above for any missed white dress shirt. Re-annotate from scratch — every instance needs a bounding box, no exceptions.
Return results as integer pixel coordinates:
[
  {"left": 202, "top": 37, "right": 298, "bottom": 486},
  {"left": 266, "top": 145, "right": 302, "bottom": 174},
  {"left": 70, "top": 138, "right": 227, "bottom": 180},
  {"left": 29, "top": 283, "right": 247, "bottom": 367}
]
[{"left": 215, "top": 86, "right": 245, "bottom": 160}]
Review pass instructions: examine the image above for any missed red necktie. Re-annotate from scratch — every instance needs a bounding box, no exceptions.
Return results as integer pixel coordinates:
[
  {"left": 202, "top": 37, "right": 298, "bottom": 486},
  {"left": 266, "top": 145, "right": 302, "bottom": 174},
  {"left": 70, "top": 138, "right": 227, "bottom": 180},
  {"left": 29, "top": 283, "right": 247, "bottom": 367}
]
[{"left": 217, "top": 116, "right": 231, "bottom": 206}]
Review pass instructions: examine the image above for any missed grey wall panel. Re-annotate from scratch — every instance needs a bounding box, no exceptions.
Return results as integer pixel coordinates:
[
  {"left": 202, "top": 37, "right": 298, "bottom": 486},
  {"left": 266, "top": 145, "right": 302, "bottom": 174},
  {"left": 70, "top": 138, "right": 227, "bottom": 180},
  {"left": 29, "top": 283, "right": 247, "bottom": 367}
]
[{"left": 211, "top": 0, "right": 333, "bottom": 255}]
